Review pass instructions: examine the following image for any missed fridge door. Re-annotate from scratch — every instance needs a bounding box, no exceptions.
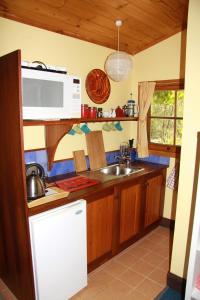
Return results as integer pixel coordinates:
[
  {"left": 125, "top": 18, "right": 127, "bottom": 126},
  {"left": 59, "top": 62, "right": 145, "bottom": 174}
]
[{"left": 29, "top": 200, "right": 87, "bottom": 300}]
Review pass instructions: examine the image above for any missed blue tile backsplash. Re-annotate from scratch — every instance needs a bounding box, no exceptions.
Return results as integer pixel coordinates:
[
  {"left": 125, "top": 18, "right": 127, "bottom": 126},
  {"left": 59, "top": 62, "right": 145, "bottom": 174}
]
[
  {"left": 24, "top": 148, "right": 169, "bottom": 178},
  {"left": 135, "top": 153, "right": 169, "bottom": 165}
]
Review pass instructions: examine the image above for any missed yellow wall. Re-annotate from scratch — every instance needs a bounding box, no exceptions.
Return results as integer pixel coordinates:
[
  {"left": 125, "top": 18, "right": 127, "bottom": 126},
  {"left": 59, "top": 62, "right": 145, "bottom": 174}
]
[
  {"left": 0, "top": 17, "right": 186, "bottom": 223},
  {"left": 132, "top": 32, "right": 184, "bottom": 219},
  {"left": 0, "top": 17, "right": 135, "bottom": 158},
  {"left": 170, "top": 0, "right": 200, "bottom": 278}
]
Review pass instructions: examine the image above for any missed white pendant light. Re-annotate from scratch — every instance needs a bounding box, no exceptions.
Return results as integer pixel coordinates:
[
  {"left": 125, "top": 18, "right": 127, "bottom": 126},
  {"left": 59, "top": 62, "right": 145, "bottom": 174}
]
[{"left": 105, "top": 20, "right": 133, "bottom": 82}]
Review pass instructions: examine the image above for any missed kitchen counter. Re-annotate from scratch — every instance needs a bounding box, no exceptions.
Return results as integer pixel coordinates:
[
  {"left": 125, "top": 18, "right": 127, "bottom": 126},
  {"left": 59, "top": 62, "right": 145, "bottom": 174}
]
[{"left": 28, "top": 161, "right": 168, "bottom": 216}]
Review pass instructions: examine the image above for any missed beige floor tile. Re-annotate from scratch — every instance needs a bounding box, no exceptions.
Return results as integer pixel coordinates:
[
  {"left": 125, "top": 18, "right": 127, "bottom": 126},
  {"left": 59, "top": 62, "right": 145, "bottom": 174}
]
[
  {"left": 142, "top": 252, "right": 165, "bottom": 267},
  {"left": 157, "top": 245, "right": 170, "bottom": 257},
  {"left": 113, "top": 251, "right": 139, "bottom": 268},
  {"left": 130, "top": 259, "right": 156, "bottom": 276},
  {"left": 148, "top": 268, "right": 167, "bottom": 285},
  {"left": 154, "top": 226, "right": 171, "bottom": 236},
  {"left": 103, "top": 260, "right": 127, "bottom": 277},
  {"left": 149, "top": 243, "right": 170, "bottom": 257},
  {"left": 136, "top": 278, "right": 164, "bottom": 299},
  {"left": 0, "top": 288, "right": 18, "bottom": 300},
  {"left": 138, "top": 238, "right": 158, "bottom": 250},
  {"left": 118, "top": 269, "right": 145, "bottom": 288},
  {"left": 93, "top": 278, "right": 132, "bottom": 300},
  {"left": 89, "top": 269, "right": 115, "bottom": 289},
  {"left": 125, "top": 289, "right": 150, "bottom": 300},
  {"left": 145, "top": 233, "right": 168, "bottom": 245},
  {"left": 70, "top": 293, "right": 82, "bottom": 299},
  {"left": 126, "top": 245, "right": 151, "bottom": 258},
  {"left": 157, "top": 258, "right": 170, "bottom": 271},
  {"left": 70, "top": 278, "right": 104, "bottom": 300},
  {"left": 0, "top": 278, "right": 7, "bottom": 292}
]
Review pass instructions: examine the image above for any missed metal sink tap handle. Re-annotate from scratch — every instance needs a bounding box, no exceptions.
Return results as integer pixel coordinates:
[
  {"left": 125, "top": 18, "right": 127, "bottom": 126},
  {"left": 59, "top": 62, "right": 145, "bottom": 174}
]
[{"left": 114, "top": 155, "right": 124, "bottom": 164}]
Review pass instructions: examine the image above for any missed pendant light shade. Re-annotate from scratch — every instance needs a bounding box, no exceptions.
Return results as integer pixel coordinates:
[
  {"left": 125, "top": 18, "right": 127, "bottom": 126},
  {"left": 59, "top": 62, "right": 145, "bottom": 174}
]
[
  {"left": 105, "top": 51, "right": 133, "bottom": 82},
  {"left": 104, "top": 20, "right": 133, "bottom": 82}
]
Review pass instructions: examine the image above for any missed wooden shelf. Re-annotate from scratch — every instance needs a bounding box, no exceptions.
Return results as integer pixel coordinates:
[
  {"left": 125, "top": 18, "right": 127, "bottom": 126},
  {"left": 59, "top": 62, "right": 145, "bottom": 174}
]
[
  {"left": 23, "top": 117, "right": 138, "bottom": 170},
  {"left": 23, "top": 117, "right": 138, "bottom": 126}
]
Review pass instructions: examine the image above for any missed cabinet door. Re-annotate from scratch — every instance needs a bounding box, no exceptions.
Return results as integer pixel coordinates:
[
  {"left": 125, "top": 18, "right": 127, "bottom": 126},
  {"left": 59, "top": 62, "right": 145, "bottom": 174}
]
[
  {"left": 87, "top": 192, "right": 114, "bottom": 264},
  {"left": 119, "top": 183, "right": 142, "bottom": 244},
  {"left": 145, "top": 175, "right": 163, "bottom": 227}
]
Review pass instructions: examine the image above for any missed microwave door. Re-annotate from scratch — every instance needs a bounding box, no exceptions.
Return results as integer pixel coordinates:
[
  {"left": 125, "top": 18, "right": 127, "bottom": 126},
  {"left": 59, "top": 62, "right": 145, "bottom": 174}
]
[{"left": 22, "top": 68, "right": 71, "bottom": 120}]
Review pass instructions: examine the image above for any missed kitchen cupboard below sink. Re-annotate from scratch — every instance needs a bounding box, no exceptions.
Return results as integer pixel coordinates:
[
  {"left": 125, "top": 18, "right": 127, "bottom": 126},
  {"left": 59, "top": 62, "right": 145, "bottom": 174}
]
[{"left": 85, "top": 168, "right": 166, "bottom": 271}]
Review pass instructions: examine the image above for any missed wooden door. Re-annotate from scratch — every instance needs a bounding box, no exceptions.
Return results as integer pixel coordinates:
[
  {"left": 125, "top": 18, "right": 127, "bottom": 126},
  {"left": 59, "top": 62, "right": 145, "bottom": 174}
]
[
  {"left": 87, "top": 191, "right": 114, "bottom": 264},
  {"left": 0, "top": 51, "right": 35, "bottom": 300},
  {"left": 145, "top": 175, "right": 163, "bottom": 227},
  {"left": 119, "top": 183, "right": 142, "bottom": 244}
]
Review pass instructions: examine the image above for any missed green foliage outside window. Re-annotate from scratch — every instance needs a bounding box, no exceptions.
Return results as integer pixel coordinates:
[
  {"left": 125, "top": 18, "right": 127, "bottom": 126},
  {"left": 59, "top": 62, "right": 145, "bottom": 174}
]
[{"left": 150, "top": 90, "right": 184, "bottom": 145}]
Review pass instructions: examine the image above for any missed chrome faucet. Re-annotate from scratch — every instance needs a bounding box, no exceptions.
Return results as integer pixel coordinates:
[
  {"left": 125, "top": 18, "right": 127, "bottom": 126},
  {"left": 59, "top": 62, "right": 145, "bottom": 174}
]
[{"left": 115, "top": 154, "right": 131, "bottom": 168}]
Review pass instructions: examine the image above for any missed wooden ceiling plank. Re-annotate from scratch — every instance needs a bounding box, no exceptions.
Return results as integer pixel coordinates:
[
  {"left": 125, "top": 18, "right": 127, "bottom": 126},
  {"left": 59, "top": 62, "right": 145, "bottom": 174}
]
[{"left": 0, "top": 0, "right": 188, "bottom": 55}]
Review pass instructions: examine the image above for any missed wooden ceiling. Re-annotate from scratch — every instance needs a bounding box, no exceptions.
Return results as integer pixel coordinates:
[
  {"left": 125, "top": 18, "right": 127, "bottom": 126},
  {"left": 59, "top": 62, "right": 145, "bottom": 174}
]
[{"left": 0, "top": 0, "right": 189, "bottom": 55}]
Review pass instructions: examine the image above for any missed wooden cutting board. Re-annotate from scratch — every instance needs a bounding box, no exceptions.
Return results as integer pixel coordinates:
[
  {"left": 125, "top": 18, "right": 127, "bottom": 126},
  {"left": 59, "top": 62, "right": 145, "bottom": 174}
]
[
  {"left": 86, "top": 131, "right": 107, "bottom": 170},
  {"left": 73, "top": 150, "right": 87, "bottom": 173}
]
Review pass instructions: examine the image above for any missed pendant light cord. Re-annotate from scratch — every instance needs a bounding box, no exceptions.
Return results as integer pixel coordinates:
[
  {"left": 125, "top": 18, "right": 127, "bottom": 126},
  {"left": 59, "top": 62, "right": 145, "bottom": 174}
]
[{"left": 117, "top": 25, "right": 120, "bottom": 53}]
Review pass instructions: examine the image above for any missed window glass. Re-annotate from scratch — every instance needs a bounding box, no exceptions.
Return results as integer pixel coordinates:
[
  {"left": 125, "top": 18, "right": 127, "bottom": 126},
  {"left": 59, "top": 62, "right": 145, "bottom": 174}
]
[
  {"left": 177, "top": 90, "right": 184, "bottom": 117},
  {"left": 152, "top": 91, "right": 175, "bottom": 117},
  {"left": 176, "top": 119, "right": 183, "bottom": 146},
  {"left": 150, "top": 119, "right": 174, "bottom": 145},
  {"left": 147, "top": 80, "right": 184, "bottom": 150}
]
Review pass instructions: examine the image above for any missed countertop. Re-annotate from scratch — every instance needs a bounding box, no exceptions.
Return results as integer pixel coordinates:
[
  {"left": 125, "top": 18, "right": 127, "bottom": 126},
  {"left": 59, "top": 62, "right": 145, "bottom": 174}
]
[{"left": 28, "top": 161, "right": 168, "bottom": 216}]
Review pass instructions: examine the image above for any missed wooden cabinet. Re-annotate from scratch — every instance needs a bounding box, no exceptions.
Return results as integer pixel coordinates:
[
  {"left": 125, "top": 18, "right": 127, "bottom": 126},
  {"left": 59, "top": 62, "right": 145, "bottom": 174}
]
[
  {"left": 119, "top": 183, "right": 143, "bottom": 244},
  {"left": 86, "top": 171, "right": 166, "bottom": 271},
  {"left": 145, "top": 174, "right": 164, "bottom": 228},
  {"left": 0, "top": 50, "right": 35, "bottom": 300},
  {"left": 86, "top": 190, "right": 114, "bottom": 265}
]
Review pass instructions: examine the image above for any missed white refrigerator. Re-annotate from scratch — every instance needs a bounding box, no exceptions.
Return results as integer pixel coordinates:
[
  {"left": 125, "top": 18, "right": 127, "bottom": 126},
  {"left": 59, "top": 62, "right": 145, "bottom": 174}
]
[{"left": 29, "top": 200, "right": 87, "bottom": 300}]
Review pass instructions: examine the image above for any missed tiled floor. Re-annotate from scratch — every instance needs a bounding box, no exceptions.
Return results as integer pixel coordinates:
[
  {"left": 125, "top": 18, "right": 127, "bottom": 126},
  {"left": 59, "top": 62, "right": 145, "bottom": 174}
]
[
  {"left": 0, "top": 226, "right": 172, "bottom": 300},
  {"left": 71, "top": 226, "right": 172, "bottom": 300}
]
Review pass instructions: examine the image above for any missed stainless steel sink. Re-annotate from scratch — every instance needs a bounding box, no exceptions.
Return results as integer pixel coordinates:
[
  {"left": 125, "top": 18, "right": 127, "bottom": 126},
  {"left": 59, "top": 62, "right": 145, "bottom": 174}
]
[{"left": 99, "top": 164, "right": 144, "bottom": 176}]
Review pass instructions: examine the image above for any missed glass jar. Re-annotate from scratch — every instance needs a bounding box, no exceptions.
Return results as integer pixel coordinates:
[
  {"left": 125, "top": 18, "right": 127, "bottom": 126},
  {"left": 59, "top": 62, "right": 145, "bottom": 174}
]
[
  {"left": 81, "top": 104, "right": 89, "bottom": 118},
  {"left": 127, "top": 100, "right": 135, "bottom": 117},
  {"left": 89, "top": 107, "right": 97, "bottom": 118},
  {"left": 122, "top": 105, "right": 129, "bottom": 117}
]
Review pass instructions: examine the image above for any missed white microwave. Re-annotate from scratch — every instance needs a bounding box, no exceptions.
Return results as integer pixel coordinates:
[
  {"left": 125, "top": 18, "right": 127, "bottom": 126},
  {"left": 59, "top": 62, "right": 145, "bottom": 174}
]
[{"left": 22, "top": 68, "right": 81, "bottom": 120}]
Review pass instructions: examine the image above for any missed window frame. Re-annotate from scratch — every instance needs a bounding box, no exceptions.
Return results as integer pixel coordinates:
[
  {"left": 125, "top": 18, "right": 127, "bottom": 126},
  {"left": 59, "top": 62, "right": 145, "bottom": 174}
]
[{"left": 146, "top": 79, "right": 184, "bottom": 157}]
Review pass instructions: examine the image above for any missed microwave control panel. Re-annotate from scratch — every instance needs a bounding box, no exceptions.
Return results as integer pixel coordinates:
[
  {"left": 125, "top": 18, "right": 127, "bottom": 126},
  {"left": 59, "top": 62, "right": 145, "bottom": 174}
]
[{"left": 70, "top": 77, "right": 81, "bottom": 118}]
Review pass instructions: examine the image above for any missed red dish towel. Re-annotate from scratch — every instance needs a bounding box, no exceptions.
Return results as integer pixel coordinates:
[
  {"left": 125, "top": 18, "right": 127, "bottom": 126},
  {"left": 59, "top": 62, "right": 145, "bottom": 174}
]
[{"left": 55, "top": 176, "right": 99, "bottom": 192}]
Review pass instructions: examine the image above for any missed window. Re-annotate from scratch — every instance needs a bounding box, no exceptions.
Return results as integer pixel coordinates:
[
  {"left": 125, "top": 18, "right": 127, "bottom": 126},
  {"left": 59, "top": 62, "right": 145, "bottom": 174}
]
[{"left": 147, "top": 79, "right": 184, "bottom": 156}]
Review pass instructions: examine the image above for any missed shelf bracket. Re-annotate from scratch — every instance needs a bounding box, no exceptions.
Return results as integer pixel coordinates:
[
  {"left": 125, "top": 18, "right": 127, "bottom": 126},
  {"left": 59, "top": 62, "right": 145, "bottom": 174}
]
[{"left": 45, "top": 122, "right": 74, "bottom": 170}]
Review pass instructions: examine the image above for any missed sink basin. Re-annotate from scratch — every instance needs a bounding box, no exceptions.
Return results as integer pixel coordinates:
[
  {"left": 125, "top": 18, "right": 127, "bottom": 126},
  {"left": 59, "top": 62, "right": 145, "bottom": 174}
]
[{"left": 99, "top": 164, "right": 144, "bottom": 176}]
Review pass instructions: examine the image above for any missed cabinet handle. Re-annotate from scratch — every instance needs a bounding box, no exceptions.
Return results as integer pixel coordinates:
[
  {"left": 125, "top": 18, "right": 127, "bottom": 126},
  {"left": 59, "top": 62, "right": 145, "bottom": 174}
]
[{"left": 75, "top": 209, "right": 83, "bottom": 215}]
